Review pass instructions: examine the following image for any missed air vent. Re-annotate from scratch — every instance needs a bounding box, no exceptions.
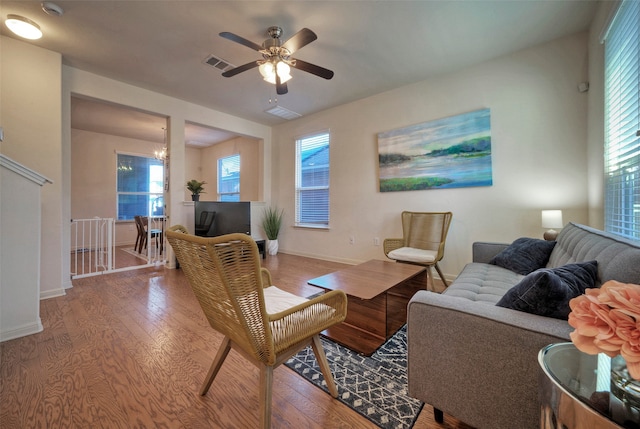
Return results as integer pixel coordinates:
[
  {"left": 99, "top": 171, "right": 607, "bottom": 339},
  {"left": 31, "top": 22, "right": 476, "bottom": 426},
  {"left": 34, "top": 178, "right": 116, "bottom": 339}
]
[
  {"left": 264, "top": 105, "right": 302, "bottom": 120},
  {"left": 203, "top": 55, "right": 234, "bottom": 72}
]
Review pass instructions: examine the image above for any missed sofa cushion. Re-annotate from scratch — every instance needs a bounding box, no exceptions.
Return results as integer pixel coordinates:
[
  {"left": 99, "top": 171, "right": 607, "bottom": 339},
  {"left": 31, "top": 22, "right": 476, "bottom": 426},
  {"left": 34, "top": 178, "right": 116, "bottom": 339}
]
[
  {"left": 496, "top": 260, "right": 598, "bottom": 319},
  {"left": 548, "top": 222, "right": 640, "bottom": 286},
  {"left": 489, "top": 237, "right": 556, "bottom": 275},
  {"left": 443, "top": 263, "right": 523, "bottom": 305}
]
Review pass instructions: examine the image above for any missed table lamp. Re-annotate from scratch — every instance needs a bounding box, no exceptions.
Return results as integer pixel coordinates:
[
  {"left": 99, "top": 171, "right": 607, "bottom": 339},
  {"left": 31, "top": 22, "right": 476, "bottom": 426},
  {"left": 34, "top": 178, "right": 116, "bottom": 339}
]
[{"left": 541, "top": 210, "right": 563, "bottom": 241}]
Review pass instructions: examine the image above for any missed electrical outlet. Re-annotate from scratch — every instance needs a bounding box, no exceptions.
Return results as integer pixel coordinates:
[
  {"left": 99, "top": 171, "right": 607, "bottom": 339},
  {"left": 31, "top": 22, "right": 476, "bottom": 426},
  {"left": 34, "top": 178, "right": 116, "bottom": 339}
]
[
  {"left": 373, "top": 237, "right": 380, "bottom": 246},
  {"left": 349, "top": 236, "right": 355, "bottom": 245}
]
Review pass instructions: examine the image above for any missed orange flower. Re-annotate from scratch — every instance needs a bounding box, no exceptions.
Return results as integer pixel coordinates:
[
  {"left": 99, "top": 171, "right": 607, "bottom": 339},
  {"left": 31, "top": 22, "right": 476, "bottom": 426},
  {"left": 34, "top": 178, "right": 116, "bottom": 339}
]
[
  {"left": 569, "top": 293, "right": 620, "bottom": 356},
  {"left": 599, "top": 281, "right": 640, "bottom": 320},
  {"left": 569, "top": 281, "right": 640, "bottom": 376}
]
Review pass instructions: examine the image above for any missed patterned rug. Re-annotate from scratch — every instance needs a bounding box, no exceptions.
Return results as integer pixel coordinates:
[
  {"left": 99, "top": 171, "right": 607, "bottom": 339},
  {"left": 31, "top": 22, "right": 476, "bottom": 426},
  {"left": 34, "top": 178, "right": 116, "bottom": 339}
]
[{"left": 285, "top": 326, "right": 424, "bottom": 429}]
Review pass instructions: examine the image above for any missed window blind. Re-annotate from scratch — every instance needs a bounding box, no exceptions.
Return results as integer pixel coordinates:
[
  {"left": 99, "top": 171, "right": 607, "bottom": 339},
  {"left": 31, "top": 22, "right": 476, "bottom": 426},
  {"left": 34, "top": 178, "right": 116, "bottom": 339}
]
[
  {"left": 295, "top": 132, "right": 330, "bottom": 227},
  {"left": 604, "top": 0, "right": 640, "bottom": 239}
]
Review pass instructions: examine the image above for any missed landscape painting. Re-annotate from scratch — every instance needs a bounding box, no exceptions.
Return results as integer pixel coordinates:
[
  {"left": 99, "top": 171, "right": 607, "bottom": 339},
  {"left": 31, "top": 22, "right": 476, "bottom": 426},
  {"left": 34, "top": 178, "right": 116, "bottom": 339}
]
[{"left": 378, "top": 108, "right": 492, "bottom": 192}]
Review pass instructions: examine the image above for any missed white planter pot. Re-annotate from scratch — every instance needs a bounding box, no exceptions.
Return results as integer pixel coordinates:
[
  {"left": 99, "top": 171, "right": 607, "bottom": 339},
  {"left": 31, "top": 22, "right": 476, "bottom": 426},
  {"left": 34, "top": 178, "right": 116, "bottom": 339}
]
[{"left": 267, "top": 239, "right": 279, "bottom": 255}]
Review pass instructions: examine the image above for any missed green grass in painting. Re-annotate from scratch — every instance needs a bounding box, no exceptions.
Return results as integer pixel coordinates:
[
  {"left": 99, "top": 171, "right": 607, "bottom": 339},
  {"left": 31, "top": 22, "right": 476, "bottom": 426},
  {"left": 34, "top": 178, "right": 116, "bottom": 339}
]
[{"left": 380, "top": 176, "right": 453, "bottom": 192}]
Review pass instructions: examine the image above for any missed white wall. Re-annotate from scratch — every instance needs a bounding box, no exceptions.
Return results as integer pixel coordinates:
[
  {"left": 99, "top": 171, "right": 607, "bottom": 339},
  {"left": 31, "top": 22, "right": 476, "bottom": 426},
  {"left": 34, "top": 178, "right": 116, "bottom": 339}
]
[
  {"left": 200, "top": 136, "right": 261, "bottom": 201},
  {"left": 71, "top": 128, "right": 161, "bottom": 246},
  {"left": 62, "top": 67, "right": 272, "bottom": 271},
  {"left": 586, "top": 1, "right": 618, "bottom": 230},
  {"left": 1, "top": 36, "right": 65, "bottom": 299},
  {"left": 0, "top": 157, "right": 50, "bottom": 341},
  {"left": 272, "top": 32, "right": 590, "bottom": 279},
  {"left": 1, "top": 25, "right": 605, "bottom": 295}
]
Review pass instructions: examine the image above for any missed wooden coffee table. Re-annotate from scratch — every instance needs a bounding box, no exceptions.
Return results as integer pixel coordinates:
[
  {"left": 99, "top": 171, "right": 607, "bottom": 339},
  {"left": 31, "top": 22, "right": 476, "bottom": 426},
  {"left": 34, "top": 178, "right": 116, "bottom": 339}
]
[{"left": 307, "top": 259, "right": 426, "bottom": 356}]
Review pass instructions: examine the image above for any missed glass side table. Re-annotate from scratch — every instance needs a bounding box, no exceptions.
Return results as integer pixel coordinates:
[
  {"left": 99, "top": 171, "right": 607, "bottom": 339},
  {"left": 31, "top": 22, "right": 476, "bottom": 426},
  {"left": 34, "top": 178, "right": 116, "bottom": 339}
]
[{"left": 539, "top": 343, "right": 640, "bottom": 429}]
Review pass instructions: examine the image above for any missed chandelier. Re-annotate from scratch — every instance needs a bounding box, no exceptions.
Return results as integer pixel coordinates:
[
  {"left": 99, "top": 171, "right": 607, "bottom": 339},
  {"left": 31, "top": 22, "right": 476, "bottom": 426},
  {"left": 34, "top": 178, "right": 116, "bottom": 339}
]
[{"left": 155, "top": 127, "right": 168, "bottom": 160}]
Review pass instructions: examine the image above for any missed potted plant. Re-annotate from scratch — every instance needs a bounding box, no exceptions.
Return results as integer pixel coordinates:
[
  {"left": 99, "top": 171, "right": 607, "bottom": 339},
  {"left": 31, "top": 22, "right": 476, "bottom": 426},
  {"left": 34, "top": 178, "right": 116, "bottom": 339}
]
[
  {"left": 262, "top": 206, "right": 284, "bottom": 255},
  {"left": 186, "top": 179, "right": 206, "bottom": 201}
]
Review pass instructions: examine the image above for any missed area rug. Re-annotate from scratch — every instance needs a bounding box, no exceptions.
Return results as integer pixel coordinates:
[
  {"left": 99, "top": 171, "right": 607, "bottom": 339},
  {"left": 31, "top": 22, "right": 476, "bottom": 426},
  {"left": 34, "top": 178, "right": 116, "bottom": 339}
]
[{"left": 285, "top": 326, "right": 423, "bottom": 429}]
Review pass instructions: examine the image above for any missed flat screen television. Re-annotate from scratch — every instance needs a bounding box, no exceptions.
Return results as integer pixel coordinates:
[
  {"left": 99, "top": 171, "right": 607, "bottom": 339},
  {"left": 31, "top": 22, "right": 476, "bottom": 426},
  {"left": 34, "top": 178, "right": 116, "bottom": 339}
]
[{"left": 194, "top": 201, "right": 251, "bottom": 237}]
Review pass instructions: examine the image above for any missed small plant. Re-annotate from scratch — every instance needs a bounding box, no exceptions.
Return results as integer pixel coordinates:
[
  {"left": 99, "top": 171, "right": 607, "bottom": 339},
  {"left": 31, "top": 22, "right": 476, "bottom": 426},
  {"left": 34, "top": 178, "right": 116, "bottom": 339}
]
[
  {"left": 186, "top": 179, "right": 206, "bottom": 195},
  {"left": 262, "top": 206, "right": 284, "bottom": 240}
]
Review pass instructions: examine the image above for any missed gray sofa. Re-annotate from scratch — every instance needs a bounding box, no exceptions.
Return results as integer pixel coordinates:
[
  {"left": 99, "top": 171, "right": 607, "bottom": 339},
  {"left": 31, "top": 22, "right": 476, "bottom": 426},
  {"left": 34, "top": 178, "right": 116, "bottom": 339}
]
[{"left": 407, "top": 222, "right": 640, "bottom": 429}]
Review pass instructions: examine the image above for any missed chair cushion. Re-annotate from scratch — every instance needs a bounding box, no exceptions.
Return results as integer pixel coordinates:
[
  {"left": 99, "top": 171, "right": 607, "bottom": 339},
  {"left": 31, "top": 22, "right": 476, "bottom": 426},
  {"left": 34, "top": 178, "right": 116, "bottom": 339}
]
[
  {"left": 388, "top": 247, "right": 437, "bottom": 264},
  {"left": 489, "top": 237, "right": 556, "bottom": 275},
  {"left": 263, "top": 286, "right": 308, "bottom": 314},
  {"left": 496, "top": 260, "right": 598, "bottom": 319}
]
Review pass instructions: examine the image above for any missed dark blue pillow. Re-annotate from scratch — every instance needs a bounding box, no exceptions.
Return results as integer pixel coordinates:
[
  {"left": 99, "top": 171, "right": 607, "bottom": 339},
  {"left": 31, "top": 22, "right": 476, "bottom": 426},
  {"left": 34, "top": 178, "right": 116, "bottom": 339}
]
[
  {"left": 489, "top": 237, "right": 556, "bottom": 275},
  {"left": 496, "top": 260, "right": 598, "bottom": 320}
]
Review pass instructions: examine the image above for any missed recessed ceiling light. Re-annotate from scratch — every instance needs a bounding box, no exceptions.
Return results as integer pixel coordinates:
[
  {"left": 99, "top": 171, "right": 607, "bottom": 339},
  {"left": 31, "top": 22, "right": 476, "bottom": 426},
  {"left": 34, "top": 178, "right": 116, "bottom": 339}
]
[{"left": 5, "top": 14, "right": 42, "bottom": 40}]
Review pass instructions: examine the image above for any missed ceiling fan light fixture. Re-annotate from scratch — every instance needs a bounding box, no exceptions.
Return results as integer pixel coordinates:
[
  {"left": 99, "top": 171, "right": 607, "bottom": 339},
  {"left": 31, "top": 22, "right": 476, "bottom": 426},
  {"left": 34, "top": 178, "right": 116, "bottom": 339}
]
[
  {"left": 259, "top": 61, "right": 291, "bottom": 84},
  {"left": 5, "top": 14, "right": 42, "bottom": 40}
]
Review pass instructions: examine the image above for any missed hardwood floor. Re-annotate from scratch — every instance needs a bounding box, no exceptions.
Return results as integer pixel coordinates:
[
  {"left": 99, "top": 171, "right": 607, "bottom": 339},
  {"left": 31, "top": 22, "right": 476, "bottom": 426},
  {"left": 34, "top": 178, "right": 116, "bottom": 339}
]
[{"left": 1, "top": 253, "right": 473, "bottom": 429}]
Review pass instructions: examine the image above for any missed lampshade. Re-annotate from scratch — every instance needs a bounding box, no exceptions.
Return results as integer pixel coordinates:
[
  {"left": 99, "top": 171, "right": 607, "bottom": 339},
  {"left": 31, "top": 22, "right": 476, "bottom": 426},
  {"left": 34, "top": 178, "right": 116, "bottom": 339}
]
[
  {"left": 541, "top": 210, "right": 563, "bottom": 229},
  {"left": 259, "top": 61, "right": 292, "bottom": 84},
  {"left": 5, "top": 14, "right": 42, "bottom": 40}
]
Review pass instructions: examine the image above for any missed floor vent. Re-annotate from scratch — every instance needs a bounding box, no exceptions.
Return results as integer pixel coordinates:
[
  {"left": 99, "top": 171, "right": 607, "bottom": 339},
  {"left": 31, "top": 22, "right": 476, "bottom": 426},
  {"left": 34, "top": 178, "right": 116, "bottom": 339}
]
[{"left": 203, "top": 55, "right": 234, "bottom": 72}]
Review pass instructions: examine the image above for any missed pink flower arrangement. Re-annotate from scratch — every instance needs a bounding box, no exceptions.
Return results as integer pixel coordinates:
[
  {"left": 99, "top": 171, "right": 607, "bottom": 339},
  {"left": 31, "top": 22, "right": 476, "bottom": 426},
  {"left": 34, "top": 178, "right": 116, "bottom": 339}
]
[{"left": 568, "top": 280, "right": 640, "bottom": 379}]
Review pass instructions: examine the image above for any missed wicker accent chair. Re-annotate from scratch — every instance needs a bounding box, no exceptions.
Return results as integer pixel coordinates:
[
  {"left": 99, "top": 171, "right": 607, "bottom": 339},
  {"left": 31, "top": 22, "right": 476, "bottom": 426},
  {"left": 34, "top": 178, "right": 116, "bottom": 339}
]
[
  {"left": 165, "top": 225, "right": 348, "bottom": 429},
  {"left": 383, "top": 211, "right": 453, "bottom": 289}
]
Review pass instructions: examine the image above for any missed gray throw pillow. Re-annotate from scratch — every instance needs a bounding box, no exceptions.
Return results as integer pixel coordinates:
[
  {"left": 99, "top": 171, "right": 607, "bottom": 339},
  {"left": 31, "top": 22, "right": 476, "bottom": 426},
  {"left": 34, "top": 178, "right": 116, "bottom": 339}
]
[
  {"left": 489, "top": 237, "right": 556, "bottom": 275},
  {"left": 496, "top": 260, "right": 598, "bottom": 320}
]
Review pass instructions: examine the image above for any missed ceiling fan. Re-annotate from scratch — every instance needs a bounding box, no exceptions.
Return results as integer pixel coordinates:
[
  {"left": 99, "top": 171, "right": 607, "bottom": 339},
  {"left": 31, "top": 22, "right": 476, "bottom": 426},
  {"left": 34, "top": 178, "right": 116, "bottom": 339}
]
[{"left": 219, "top": 26, "right": 334, "bottom": 95}]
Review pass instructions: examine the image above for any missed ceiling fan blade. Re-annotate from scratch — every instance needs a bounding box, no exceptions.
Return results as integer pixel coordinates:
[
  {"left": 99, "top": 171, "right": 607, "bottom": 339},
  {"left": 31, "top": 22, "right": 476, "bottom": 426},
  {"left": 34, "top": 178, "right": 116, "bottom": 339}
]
[
  {"left": 219, "top": 32, "right": 262, "bottom": 51},
  {"left": 281, "top": 28, "right": 317, "bottom": 54},
  {"left": 276, "top": 74, "right": 288, "bottom": 95},
  {"left": 221, "top": 61, "right": 260, "bottom": 78},
  {"left": 291, "top": 59, "right": 334, "bottom": 80}
]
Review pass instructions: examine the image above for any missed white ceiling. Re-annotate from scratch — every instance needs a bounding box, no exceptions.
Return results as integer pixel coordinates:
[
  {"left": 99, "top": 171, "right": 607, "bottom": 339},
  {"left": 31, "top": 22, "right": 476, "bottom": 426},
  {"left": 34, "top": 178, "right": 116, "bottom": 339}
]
[{"left": 2, "top": 0, "right": 598, "bottom": 143}]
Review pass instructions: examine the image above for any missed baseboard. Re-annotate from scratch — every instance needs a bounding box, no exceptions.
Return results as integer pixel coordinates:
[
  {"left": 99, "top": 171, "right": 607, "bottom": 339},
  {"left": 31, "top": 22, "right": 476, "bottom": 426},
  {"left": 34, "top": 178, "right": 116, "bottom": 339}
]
[
  {"left": 0, "top": 319, "right": 43, "bottom": 342},
  {"left": 40, "top": 287, "right": 66, "bottom": 300},
  {"left": 279, "top": 249, "right": 453, "bottom": 283},
  {"left": 278, "top": 249, "right": 362, "bottom": 266}
]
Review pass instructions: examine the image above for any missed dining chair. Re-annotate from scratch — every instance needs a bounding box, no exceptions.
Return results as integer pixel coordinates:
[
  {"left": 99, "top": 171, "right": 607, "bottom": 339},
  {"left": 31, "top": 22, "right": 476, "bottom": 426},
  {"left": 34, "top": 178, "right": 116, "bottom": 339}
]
[
  {"left": 134, "top": 215, "right": 145, "bottom": 253},
  {"left": 194, "top": 210, "right": 216, "bottom": 236},
  {"left": 166, "top": 225, "right": 347, "bottom": 428},
  {"left": 384, "top": 211, "right": 453, "bottom": 289},
  {"left": 135, "top": 216, "right": 163, "bottom": 254}
]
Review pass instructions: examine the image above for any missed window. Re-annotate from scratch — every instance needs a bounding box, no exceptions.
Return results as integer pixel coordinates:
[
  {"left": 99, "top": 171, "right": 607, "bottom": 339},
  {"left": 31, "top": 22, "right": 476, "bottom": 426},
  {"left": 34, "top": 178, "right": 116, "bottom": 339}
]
[
  {"left": 218, "top": 154, "right": 240, "bottom": 201},
  {"left": 116, "top": 153, "right": 164, "bottom": 220},
  {"left": 295, "top": 132, "right": 330, "bottom": 227},
  {"left": 604, "top": 0, "right": 640, "bottom": 239}
]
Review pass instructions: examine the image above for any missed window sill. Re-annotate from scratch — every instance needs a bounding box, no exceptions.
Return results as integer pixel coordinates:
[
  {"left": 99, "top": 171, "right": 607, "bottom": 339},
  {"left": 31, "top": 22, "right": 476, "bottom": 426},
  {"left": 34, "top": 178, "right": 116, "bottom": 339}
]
[{"left": 294, "top": 224, "right": 329, "bottom": 231}]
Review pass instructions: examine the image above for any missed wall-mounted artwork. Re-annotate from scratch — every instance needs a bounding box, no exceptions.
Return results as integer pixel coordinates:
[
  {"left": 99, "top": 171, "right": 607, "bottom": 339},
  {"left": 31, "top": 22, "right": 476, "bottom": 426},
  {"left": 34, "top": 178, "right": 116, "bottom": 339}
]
[{"left": 378, "top": 108, "right": 492, "bottom": 192}]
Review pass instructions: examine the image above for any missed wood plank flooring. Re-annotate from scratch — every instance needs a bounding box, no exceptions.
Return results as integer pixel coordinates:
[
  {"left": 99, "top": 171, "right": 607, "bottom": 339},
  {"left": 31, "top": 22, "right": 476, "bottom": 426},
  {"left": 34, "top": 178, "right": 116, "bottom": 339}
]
[{"left": 1, "top": 253, "right": 473, "bottom": 429}]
